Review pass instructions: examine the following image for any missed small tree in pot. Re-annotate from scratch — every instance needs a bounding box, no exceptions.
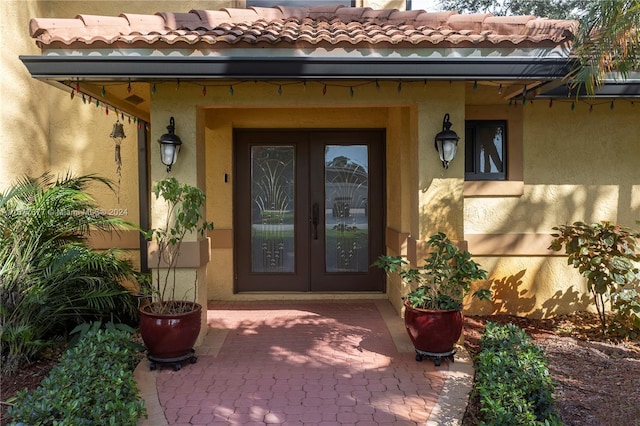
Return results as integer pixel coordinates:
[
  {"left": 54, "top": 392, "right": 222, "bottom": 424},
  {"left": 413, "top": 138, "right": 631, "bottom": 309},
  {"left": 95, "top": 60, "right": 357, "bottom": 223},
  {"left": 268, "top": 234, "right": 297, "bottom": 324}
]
[
  {"left": 374, "top": 232, "right": 491, "bottom": 364},
  {"left": 139, "top": 177, "right": 214, "bottom": 370}
]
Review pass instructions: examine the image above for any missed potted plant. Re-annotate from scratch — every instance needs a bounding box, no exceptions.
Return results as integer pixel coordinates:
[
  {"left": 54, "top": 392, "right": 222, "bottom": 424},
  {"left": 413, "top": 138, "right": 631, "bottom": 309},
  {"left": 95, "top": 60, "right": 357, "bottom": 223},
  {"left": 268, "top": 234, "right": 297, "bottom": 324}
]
[
  {"left": 139, "top": 177, "right": 213, "bottom": 370},
  {"left": 373, "top": 232, "right": 491, "bottom": 365}
]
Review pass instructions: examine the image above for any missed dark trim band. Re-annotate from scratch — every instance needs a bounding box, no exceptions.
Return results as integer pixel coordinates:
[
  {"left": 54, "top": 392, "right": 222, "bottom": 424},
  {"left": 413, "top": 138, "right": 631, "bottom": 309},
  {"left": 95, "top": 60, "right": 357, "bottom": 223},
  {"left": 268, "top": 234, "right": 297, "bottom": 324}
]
[{"left": 20, "top": 55, "right": 574, "bottom": 81}]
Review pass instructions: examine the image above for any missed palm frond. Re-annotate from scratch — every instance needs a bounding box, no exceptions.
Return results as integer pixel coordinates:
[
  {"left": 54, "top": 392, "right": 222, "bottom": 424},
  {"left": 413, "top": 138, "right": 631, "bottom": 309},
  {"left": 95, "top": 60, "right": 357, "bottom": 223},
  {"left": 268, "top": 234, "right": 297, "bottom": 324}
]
[
  {"left": 0, "top": 172, "right": 142, "bottom": 371},
  {"left": 570, "top": 0, "right": 640, "bottom": 95}
]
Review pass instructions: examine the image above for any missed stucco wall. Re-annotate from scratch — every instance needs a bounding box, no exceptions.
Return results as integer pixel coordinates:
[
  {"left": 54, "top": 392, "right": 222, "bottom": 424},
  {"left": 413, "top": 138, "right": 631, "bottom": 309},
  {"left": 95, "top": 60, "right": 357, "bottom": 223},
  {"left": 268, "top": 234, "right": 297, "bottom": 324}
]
[
  {"left": 187, "top": 81, "right": 462, "bottom": 312},
  {"left": 1, "top": 1, "right": 51, "bottom": 185},
  {"left": 463, "top": 85, "right": 640, "bottom": 317},
  {"left": 8, "top": 2, "right": 639, "bottom": 319},
  {"left": 4, "top": 0, "right": 239, "bottom": 279}
]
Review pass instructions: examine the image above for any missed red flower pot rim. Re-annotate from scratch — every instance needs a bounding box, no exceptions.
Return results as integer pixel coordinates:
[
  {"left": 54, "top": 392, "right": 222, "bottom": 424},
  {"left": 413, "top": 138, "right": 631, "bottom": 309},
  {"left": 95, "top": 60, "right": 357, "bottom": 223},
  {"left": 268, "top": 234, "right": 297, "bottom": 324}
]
[
  {"left": 403, "top": 300, "right": 461, "bottom": 314},
  {"left": 139, "top": 301, "right": 202, "bottom": 316}
]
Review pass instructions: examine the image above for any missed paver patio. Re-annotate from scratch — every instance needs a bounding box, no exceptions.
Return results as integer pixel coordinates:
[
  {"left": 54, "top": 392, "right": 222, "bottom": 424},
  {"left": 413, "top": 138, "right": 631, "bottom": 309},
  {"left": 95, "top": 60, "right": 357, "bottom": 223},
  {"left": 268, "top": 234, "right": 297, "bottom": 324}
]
[{"left": 136, "top": 300, "right": 472, "bottom": 425}]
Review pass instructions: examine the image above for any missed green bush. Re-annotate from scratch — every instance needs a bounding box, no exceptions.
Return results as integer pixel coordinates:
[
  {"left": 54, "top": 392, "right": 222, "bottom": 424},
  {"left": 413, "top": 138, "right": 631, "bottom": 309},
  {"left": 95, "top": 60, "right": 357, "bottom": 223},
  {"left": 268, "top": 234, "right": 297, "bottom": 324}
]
[
  {"left": 549, "top": 221, "right": 640, "bottom": 335},
  {"left": 0, "top": 173, "right": 141, "bottom": 374},
  {"left": 474, "top": 322, "right": 561, "bottom": 425},
  {"left": 6, "top": 327, "right": 146, "bottom": 425}
]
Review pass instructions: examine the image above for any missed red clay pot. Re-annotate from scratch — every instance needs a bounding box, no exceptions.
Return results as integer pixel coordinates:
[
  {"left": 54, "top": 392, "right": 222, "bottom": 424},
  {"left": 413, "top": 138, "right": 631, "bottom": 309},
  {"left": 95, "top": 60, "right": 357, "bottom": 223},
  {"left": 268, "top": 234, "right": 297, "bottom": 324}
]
[
  {"left": 403, "top": 301, "right": 463, "bottom": 354},
  {"left": 139, "top": 302, "right": 202, "bottom": 360}
]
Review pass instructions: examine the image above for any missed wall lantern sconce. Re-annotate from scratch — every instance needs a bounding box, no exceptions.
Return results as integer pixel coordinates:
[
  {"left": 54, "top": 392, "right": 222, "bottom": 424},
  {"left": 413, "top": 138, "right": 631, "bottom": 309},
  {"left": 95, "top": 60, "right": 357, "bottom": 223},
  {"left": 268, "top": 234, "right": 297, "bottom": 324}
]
[
  {"left": 434, "top": 113, "right": 460, "bottom": 169},
  {"left": 157, "top": 116, "right": 182, "bottom": 172}
]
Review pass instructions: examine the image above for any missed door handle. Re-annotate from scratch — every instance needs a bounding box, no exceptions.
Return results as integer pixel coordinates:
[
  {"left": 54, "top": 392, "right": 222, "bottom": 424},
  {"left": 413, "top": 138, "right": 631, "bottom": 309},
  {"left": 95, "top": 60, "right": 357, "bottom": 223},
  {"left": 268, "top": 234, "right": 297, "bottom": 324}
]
[{"left": 312, "top": 203, "right": 319, "bottom": 240}]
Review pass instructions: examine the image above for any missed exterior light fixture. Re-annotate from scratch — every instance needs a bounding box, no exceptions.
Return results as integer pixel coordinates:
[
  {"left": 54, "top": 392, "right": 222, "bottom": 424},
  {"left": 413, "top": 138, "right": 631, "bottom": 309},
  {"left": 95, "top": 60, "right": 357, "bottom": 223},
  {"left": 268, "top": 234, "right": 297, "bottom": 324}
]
[
  {"left": 434, "top": 113, "right": 460, "bottom": 169},
  {"left": 157, "top": 116, "right": 182, "bottom": 172}
]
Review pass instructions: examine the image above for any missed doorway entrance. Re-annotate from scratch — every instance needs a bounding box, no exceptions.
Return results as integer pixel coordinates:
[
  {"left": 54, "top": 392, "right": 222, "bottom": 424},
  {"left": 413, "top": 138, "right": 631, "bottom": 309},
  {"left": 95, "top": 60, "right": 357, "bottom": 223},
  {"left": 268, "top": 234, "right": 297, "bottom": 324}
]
[{"left": 235, "top": 130, "right": 385, "bottom": 292}]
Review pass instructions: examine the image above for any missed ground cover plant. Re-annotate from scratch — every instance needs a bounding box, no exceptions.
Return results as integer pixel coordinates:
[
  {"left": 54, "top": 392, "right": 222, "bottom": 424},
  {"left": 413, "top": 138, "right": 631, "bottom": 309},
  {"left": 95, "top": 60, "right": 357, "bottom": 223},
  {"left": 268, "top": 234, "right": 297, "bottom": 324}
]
[
  {"left": 0, "top": 173, "right": 140, "bottom": 375},
  {"left": 5, "top": 326, "right": 146, "bottom": 425},
  {"left": 473, "top": 322, "right": 560, "bottom": 425},
  {"left": 462, "top": 313, "right": 640, "bottom": 425}
]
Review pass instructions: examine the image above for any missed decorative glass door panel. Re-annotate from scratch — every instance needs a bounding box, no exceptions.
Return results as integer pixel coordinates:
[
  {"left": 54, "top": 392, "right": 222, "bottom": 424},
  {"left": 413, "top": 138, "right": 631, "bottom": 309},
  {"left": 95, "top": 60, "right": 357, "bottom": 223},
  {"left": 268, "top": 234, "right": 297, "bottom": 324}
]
[
  {"left": 251, "top": 146, "right": 295, "bottom": 273},
  {"left": 324, "top": 145, "right": 369, "bottom": 273},
  {"left": 235, "top": 130, "right": 385, "bottom": 292}
]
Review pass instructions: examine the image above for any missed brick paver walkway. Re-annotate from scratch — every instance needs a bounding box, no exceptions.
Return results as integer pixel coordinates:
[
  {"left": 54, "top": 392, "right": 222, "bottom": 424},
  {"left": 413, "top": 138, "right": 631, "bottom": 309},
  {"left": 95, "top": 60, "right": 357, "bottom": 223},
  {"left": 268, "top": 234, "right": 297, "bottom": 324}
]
[{"left": 152, "top": 301, "right": 447, "bottom": 425}]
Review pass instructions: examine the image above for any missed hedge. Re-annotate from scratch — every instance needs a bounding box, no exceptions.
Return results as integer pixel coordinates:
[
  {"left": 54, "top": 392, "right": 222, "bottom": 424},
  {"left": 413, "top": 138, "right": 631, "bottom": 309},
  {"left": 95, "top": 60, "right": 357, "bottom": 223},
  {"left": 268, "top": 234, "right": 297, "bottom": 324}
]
[
  {"left": 474, "top": 322, "right": 562, "bottom": 425},
  {"left": 7, "top": 327, "right": 146, "bottom": 425}
]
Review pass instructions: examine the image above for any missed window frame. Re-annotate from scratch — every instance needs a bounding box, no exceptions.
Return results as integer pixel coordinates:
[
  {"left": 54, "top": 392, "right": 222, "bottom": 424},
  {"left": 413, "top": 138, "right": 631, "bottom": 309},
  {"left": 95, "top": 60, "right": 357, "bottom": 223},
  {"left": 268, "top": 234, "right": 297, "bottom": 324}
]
[
  {"left": 463, "top": 105, "right": 523, "bottom": 197},
  {"left": 465, "top": 120, "right": 508, "bottom": 181}
]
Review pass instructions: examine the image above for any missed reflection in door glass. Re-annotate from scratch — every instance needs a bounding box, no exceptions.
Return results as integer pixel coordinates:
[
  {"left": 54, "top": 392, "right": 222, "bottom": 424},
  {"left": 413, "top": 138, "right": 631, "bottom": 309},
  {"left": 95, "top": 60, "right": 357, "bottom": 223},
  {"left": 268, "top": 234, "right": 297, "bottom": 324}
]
[
  {"left": 325, "top": 145, "right": 369, "bottom": 272},
  {"left": 251, "top": 146, "right": 294, "bottom": 273}
]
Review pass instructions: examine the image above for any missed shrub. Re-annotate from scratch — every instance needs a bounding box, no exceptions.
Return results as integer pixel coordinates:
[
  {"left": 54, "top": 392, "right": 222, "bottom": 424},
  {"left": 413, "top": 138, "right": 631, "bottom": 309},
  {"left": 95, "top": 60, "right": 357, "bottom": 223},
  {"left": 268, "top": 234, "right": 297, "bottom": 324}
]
[
  {"left": 549, "top": 221, "right": 640, "bottom": 335},
  {"left": 474, "top": 322, "right": 561, "bottom": 425},
  {"left": 373, "top": 232, "right": 490, "bottom": 310},
  {"left": 0, "top": 173, "right": 141, "bottom": 374},
  {"left": 6, "top": 327, "right": 146, "bottom": 425}
]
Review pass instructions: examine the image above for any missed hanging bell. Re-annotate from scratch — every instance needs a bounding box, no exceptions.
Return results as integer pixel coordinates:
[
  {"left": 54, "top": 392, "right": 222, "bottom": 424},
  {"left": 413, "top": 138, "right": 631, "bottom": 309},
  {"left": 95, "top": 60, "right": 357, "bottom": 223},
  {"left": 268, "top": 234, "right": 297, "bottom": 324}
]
[{"left": 110, "top": 120, "right": 126, "bottom": 140}]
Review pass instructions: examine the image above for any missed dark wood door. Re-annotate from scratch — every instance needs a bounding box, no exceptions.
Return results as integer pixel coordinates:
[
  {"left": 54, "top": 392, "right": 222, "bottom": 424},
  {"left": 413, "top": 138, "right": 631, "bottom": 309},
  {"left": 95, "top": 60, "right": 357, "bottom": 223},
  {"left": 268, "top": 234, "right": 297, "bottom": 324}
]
[{"left": 235, "top": 130, "right": 385, "bottom": 292}]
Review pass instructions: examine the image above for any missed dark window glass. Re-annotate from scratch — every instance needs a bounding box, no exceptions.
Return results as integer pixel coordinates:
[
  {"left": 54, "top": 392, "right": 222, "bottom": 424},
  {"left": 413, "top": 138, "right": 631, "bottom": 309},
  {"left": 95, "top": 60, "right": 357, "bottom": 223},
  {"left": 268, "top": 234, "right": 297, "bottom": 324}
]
[{"left": 465, "top": 120, "right": 507, "bottom": 181}]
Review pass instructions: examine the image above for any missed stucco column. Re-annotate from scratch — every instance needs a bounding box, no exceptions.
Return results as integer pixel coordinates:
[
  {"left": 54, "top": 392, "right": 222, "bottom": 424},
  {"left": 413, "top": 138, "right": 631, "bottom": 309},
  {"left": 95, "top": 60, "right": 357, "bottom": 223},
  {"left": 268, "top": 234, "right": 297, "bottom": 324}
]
[
  {"left": 416, "top": 82, "right": 466, "bottom": 256},
  {"left": 150, "top": 89, "right": 209, "bottom": 344}
]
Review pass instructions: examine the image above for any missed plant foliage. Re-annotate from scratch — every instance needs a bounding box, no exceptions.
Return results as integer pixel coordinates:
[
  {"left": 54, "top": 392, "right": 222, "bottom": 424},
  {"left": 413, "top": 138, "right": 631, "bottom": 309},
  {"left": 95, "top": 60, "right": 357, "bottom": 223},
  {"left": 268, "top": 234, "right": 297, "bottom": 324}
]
[
  {"left": 6, "top": 327, "right": 146, "bottom": 425},
  {"left": 373, "top": 232, "right": 490, "bottom": 310},
  {"left": 549, "top": 221, "right": 640, "bottom": 335},
  {"left": 0, "top": 173, "right": 140, "bottom": 374},
  {"left": 145, "top": 177, "right": 213, "bottom": 314},
  {"left": 474, "top": 322, "right": 561, "bottom": 425},
  {"left": 437, "top": 0, "right": 585, "bottom": 19},
  {"left": 569, "top": 0, "right": 640, "bottom": 95}
]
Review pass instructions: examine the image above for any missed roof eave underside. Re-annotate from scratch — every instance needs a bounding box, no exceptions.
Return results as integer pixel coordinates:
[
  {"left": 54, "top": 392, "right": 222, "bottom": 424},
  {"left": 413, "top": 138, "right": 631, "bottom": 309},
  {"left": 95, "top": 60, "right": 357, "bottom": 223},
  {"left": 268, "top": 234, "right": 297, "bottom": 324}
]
[{"left": 20, "top": 55, "right": 575, "bottom": 81}]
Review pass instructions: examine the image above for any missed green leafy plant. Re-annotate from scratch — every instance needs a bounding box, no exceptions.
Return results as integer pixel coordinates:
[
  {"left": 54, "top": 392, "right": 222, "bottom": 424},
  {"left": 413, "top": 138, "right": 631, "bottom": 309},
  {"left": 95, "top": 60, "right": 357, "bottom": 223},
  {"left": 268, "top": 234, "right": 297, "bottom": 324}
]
[
  {"left": 145, "top": 177, "right": 213, "bottom": 314},
  {"left": 68, "top": 319, "right": 144, "bottom": 353},
  {"left": 373, "top": 232, "right": 491, "bottom": 310},
  {"left": 549, "top": 221, "right": 640, "bottom": 335},
  {"left": 6, "top": 327, "right": 146, "bottom": 425},
  {"left": 474, "top": 322, "right": 561, "bottom": 425},
  {"left": 0, "top": 173, "right": 140, "bottom": 375}
]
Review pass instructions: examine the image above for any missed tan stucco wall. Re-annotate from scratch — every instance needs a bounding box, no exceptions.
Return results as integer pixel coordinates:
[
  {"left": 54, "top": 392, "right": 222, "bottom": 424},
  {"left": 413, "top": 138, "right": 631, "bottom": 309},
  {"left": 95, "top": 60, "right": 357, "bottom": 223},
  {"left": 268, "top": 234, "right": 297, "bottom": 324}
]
[
  {"left": 152, "top": 80, "right": 463, "bottom": 314},
  {"left": 7, "top": 2, "right": 640, "bottom": 320},
  {"left": 3, "top": 0, "right": 239, "bottom": 295},
  {"left": 146, "top": 79, "right": 640, "bottom": 319},
  {"left": 463, "top": 86, "right": 640, "bottom": 317},
  {"left": 1, "top": 1, "right": 51, "bottom": 184}
]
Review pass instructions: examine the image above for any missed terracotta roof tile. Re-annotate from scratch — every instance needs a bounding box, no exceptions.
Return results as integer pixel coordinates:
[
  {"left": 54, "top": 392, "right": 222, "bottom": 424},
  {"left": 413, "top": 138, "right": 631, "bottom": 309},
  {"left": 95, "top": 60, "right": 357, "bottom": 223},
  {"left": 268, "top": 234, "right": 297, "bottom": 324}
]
[
  {"left": 156, "top": 12, "right": 203, "bottom": 30},
  {"left": 446, "top": 13, "right": 493, "bottom": 32},
  {"left": 76, "top": 14, "right": 130, "bottom": 31},
  {"left": 387, "top": 10, "right": 425, "bottom": 24},
  {"left": 413, "top": 11, "right": 456, "bottom": 29},
  {"left": 28, "top": 4, "right": 577, "bottom": 50},
  {"left": 190, "top": 10, "right": 235, "bottom": 28},
  {"left": 277, "top": 6, "right": 310, "bottom": 19},
  {"left": 361, "top": 9, "right": 394, "bottom": 22},
  {"left": 121, "top": 13, "right": 166, "bottom": 33},
  {"left": 29, "top": 17, "right": 84, "bottom": 42}
]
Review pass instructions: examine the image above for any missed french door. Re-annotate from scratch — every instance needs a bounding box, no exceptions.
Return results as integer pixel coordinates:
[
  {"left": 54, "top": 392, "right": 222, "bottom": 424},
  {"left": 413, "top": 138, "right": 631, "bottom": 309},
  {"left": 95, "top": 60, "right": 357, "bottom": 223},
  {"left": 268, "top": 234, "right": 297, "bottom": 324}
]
[{"left": 234, "top": 130, "right": 385, "bottom": 292}]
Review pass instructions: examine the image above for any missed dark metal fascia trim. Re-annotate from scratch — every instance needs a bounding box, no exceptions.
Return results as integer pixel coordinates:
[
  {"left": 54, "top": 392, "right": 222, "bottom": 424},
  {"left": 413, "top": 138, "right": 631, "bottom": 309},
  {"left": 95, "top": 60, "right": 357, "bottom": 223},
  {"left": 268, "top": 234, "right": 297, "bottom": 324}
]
[
  {"left": 534, "top": 81, "right": 640, "bottom": 98},
  {"left": 20, "top": 55, "right": 573, "bottom": 80}
]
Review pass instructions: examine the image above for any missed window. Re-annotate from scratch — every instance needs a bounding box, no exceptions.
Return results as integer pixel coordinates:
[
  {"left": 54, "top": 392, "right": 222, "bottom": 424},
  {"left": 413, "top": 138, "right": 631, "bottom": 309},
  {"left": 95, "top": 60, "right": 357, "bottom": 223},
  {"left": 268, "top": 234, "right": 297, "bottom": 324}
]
[{"left": 465, "top": 120, "right": 507, "bottom": 181}]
